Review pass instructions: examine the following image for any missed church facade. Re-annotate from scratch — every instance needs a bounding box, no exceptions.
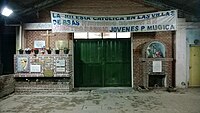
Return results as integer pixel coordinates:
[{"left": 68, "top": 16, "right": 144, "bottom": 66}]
[{"left": 13, "top": 0, "right": 200, "bottom": 90}]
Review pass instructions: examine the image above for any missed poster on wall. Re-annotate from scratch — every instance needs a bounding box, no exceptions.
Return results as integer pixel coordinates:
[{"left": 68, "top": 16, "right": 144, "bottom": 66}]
[
  {"left": 34, "top": 40, "right": 45, "bottom": 48},
  {"left": 51, "top": 10, "right": 177, "bottom": 33},
  {"left": 16, "top": 56, "right": 29, "bottom": 72}
]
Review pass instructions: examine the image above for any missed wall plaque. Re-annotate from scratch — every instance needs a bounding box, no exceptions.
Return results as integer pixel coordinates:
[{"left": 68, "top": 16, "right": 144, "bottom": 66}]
[
  {"left": 30, "top": 65, "right": 41, "bottom": 72},
  {"left": 153, "top": 61, "right": 162, "bottom": 72},
  {"left": 56, "top": 60, "right": 65, "bottom": 66}
]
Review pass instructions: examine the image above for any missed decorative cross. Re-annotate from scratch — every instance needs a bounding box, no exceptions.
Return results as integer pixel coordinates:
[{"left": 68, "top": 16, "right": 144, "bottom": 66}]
[{"left": 41, "top": 30, "right": 55, "bottom": 49}]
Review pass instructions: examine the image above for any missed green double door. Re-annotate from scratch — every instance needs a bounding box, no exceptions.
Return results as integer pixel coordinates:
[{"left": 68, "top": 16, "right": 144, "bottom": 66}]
[{"left": 74, "top": 39, "right": 131, "bottom": 87}]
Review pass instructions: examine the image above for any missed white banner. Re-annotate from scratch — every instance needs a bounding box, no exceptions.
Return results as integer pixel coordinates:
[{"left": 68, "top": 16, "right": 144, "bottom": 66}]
[{"left": 51, "top": 10, "right": 177, "bottom": 33}]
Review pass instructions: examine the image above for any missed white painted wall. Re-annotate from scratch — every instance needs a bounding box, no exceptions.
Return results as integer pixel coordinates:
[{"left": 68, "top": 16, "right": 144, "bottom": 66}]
[
  {"left": 176, "top": 18, "right": 200, "bottom": 88},
  {"left": 176, "top": 18, "right": 187, "bottom": 88},
  {"left": 186, "top": 29, "right": 200, "bottom": 45}
]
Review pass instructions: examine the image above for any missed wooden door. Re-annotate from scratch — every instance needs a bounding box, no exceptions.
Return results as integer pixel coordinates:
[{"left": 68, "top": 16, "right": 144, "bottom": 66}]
[{"left": 189, "top": 46, "right": 200, "bottom": 87}]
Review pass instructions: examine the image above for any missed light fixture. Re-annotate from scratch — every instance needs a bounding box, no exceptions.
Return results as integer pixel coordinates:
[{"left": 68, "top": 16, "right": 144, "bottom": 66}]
[{"left": 1, "top": 7, "right": 13, "bottom": 17}]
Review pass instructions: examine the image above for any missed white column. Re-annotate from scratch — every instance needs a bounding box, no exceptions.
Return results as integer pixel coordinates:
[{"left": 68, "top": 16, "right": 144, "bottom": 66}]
[
  {"left": 175, "top": 18, "right": 187, "bottom": 88},
  {"left": 131, "top": 35, "right": 134, "bottom": 88},
  {"left": 19, "top": 25, "right": 22, "bottom": 49},
  {"left": 16, "top": 25, "right": 23, "bottom": 51}
]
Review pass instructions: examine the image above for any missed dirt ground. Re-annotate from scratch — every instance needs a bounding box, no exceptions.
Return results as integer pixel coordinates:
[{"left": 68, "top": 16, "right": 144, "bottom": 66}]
[{"left": 0, "top": 88, "right": 200, "bottom": 113}]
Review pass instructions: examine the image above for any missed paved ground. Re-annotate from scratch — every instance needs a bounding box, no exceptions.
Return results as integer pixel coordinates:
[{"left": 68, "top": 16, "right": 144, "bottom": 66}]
[{"left": 0, "top": 88, "right": 200, "bottom": 113}]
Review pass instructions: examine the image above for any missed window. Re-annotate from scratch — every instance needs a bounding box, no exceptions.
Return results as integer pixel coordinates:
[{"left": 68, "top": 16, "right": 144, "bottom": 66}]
[
  {"left": 103, "top": 32, "right": 116, "bottom": 39},
  {"left": 88, "top": 32, "right": 102, "bottom": 39},
  {"left": 74, "top": 32, "right": 87, "bottom": 39},
  {"left": 74, "top": 32, "right": 131, "bottom": 39},
  {"left": 117, "top": 32, "right": 130, "bottom": 38}
]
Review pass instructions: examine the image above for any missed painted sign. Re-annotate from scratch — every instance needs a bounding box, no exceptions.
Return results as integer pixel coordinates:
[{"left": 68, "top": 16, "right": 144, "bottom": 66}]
[
  {"left": 51, "top": 10, "right": 177, "bottom": 32},
  {"left": 16, "top": 56, "right": 29, "bottom": 72},
  {"left": 147, "top": 41, "right": 165, "bottom": 58}
]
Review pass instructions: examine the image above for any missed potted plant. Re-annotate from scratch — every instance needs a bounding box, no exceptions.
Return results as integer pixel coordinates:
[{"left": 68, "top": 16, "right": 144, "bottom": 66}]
[
  {"left": 63, "top": 47, "right": 69, "bottom": 54},
  {"left": 24, "top": 48, "right": 31, "bottom": 54},
  {"left": 46, "top": 48, "right": 52, "bottom": 54},
  {"left": 33, "top": 48, "right": 39, "bottom": 54},
  {"left": 41, "top": 50, "right": 45, "bottom": 54},
  {"left": 18, "top": 48, "right": 24, "bottom": 54},
  {"left": 55, "top": 48, "right": 60, "bottom": 54}
]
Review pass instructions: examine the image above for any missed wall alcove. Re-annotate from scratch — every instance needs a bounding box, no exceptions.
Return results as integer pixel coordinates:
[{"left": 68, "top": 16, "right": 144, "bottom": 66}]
[{"left": 141, "top": 41, "right": 169, "bottom": 88}]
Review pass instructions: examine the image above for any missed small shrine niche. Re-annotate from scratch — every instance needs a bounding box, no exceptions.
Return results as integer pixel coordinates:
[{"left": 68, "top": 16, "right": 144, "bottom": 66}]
[
  {"left": 141, "top": 41, "right": 169, "bottom": 88},
  {"left": 146, "top": 41, "right": 165, "bottom": 58}
]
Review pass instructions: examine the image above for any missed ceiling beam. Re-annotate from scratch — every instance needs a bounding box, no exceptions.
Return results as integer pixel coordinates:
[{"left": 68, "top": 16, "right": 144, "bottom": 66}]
[
  {"left": 19, "top": 0, "right": 64, "bottom": 16},
  {"left": 143, "top": 0, "right": 199, "bottom": 18}
]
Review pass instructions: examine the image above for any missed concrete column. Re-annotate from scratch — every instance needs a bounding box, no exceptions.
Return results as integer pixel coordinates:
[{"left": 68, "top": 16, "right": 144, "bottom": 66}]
[
  {"left": 16, "top": 27, "right": 19, "bottom": 51},
  {"left": 16, "top": 25, "right": 23, "bottom": 51},
  {"left": 175, "top": 18, "right": 187, "bottom": 88}
]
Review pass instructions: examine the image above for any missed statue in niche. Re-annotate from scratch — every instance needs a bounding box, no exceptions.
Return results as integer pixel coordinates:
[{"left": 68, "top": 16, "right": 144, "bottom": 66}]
[{"left": 146, "top": 41, "right": 165, "bottom": 58}]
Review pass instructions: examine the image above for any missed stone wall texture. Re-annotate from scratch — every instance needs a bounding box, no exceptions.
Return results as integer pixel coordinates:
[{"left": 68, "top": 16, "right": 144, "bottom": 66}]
[
  {"left": 15, "top": 78, "right": 72, "bottom": 93},
  {"left": 0, "top": 75, "right": 15, "bottom": 98},
  {"left": 14, "top": 54, "right": 73, "bottom": 92}
]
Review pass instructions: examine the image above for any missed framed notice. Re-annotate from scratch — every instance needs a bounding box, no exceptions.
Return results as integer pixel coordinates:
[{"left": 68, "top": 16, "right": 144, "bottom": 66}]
[
  {"left": 56, "top": 60, "right": 65, "bottom": 66},
  {"left": 30, "top": 65, "right": 41, "bottom": 72},
  {"left": 153, "top": 61, "right": 162, "bottom": 72},
  {"left": 34, "top": 40, "right": 45, "bottom": 48}
]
